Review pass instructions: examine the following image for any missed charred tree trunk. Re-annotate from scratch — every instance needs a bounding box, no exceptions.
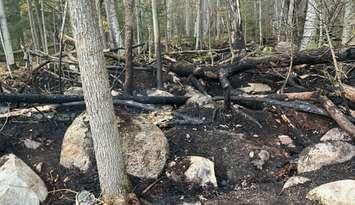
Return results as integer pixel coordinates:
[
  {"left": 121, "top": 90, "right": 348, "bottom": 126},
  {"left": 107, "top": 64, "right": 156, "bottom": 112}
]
[{"left": 123, "top": 0, "right": 135, "bottom": 95}]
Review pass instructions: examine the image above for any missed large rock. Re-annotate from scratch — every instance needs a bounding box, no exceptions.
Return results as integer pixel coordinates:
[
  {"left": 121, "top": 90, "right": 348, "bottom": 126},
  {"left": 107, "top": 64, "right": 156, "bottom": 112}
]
[
  {"left": 307, "top": 180, "right": 355, "bottom": 205},
  {"left": 60, "top": 112, "right": 169, "bottom": 179},
  {"left": 298, "top": 142, "right": 355, "bottom": 173},
  {"left": 0, "top": 154, "right": 48, "bottom": 205}
]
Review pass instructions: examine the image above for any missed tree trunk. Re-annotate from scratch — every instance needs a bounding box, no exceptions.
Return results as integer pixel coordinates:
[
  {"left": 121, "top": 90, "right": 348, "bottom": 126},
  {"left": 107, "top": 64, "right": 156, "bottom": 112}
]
[
  {"left": 287, "top": 0, "right": 295, "bottom": 41},
  {"left": 0, "top": 0, "right": 15, "bottom": 68},
  {"left": 34, "top": 0, "right": 45, "bottom": 50},
  {"left": 135, "top": 0, "right": 141, "bottom": 53},
  {"left": 216, "top": 0, "right": 221, "bottom": 39},
  {"left": 40, "top": 0, "right": 48, "bottom": 53},
  {"left": 151, "top": 0, "right": 162, "bottom": 88},
  {"left": 259, "top": 0, "right": 262, "bottom": 45},
  {"left": 300, "top": 0, "right": 318, "bottom": 50},
  {"left": 104, "top": 0, "right": 123, "bottom": 48},
  {"left": 195, "top": 0, "right": 203, "bottom": 49},
  {"left": 68, "top": 0, "right": 130, "bottom": 203},
  {"left": 342, "top": 0, "right": 354, "bottom": 45},
  {"left": 95, "top": 0, "right": 107, "bottom": 49},
  {"left": 185, "top": 0, "right": 191, "bottom": 36},
  {"left": 166, "top": 0, "right": 173, "bottom": 41},
  {"left": 124, "top": 0, "right": 134, "bottom": 95},
  {"left": 27, "top": 0, "right": 40, "bottom": 50},
  {"left": 228, "top": 0, "right": 245, "bottom": 49}
]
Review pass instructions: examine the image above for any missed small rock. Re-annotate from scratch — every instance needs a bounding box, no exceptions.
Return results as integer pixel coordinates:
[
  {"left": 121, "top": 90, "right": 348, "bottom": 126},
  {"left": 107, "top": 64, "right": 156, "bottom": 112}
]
[
  {"left": 252, "top": 150, "right": 270, "bottom": 170},
  {"left": 258, "top": 150, "right": 270, "bottom": 162},
  {"left": 307, "top": 180, "right": 355, "bottom": 205},
  {"left": 249, "top": 151, "right": 255, "bottom": 158},
  {"left": 75, "top": 190, "right": 96, "bottom": 205},
  {"left": 167, "top": 156, "right": 218, "bottom": 188},
  {"left": 278, "top": 135, "right": 296, "bottom": 148},
  {"left": 111, "top": 90, "right": 120, "bottom": 96},
  {"left": 298, "top": 142, "right": 355, "bottom": 173},
  {"left": 185, "top": 86, "right": 214, "bottom": 108},
  {"left": 239, "top": 83, "right": 272, "bottom": 94},
  {"left": 320, "top": 128, "right": 351, "bottom": 142},
  {"left": 35, "top": 162, "right": 43, "bottom": 173},
  {"left": 282, "top": 176, "right": 311, "bottom": 191},
  {"left": 184, "top": 156, "right": 218, "bottom": 187},
  {"left": 23, "top": 139, "right": 42, "bottom": 150},
  {"left": 0, "top": 154, "right": 48, "bottom": 205},
  {"left": 0, "top": 104, "right": 9, "bottom": 114}
]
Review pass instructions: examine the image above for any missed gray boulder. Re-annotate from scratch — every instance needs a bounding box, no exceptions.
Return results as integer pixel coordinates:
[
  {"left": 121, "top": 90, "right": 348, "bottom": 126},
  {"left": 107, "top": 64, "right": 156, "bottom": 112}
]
[
  {"left": 60, "top": 112, "right": 168, "bottom": 179},
  {"left": 307, "top": 180, "right": 355, "bottom": 205},
  {"left": 0, "top": 154, "right": 48, "bottom": 205},
  {"left": 298, "top": 142, "right": 355, "bottom": 173}
]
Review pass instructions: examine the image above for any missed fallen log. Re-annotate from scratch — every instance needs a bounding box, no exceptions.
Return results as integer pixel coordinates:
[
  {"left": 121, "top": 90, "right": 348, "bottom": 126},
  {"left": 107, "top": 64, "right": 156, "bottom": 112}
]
[
  {"left": 343, "top": 84, "right": 355, "bottom": 102},
  {"left": 319, "top": 95, "right": 355, "bottom": 137},
  {"left": 170, "top": 46, "right": 355, "bottom": 79},
  {"left": 0, "top": 93, "right": 188, "bottom": 106}
]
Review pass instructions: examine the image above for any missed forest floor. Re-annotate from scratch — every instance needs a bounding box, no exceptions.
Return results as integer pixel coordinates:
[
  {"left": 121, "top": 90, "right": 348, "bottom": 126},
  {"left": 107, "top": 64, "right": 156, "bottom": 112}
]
[{"left": 0, "top": 46, "right": 354, "bottom": 205}]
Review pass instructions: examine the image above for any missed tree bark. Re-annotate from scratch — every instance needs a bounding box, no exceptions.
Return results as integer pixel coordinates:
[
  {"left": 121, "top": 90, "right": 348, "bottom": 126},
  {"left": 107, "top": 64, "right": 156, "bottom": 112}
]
[
  {"left": 195, "top": 0, "right": 203, "bottom": 49},
  {"left": 27, "top": 0, "right": 40, "bottom": 50},
  {"left": 287, "top": 0, "right": 295, "bottom": 41},
  {"left": 67, "top": 0, "right": 130, "bottom": 203},
  {"left": 151, "top": 0, "right": 162, "bottom": 88},
  {"left": 135, "top": 0, "right": 141, "bottom": 53},
  {"left": 166, "top": 0, "right": 173, "bottom": 41},
  {"left": 40, "top": 0, "right": 48, "bottom": 53},
  {"left": 124, "top": 0, "right": 135, "bottom": 95},
  {"left": 228, "top": 0, "right": 245, "bottom": 49},
  {"left": 185, "top": 0, "right": 191, "bottom": 36},
  {"left": 95, "top": 0, "right": 107, "bottom": 49},
  {"left": 342, "top": 0, "right": 354, "bottom": 45},
  {"left": 300, "top": 0, "right": 318, "bottom": 50},
  {"left": 0, "top": 0, "right": 15, "bottom": 68},
  {"left": 104, "top": 0, "right": 123, "bottom": 48}
]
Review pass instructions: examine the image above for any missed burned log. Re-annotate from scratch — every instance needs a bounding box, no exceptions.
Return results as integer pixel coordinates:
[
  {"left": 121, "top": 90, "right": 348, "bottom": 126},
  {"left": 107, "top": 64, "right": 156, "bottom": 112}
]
[
  {"left": 0, "top": 93, "right": 188, "bottom": 106},
  {"left": 171, "top": 46, "right": 355, "bottom": 79}
]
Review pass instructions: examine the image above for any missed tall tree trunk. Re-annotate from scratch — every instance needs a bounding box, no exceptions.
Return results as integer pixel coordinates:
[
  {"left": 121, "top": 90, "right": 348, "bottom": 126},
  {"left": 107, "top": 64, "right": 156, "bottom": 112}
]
[
  {"left": 166, "top": 0, "right": 173, "bottom": 41},
  {"left": 287, "top": 0, "right": 295, "bottom": 41},
  {"left": 259, "top": 0, "right": 262, "bottom": 45},
  {"left": 40, "top": 0, "right": 48, "bottom": 53},
  {"left": 185, "top": 0, "right": 191, "bottom": 36},
  {"left": 34, "top": 0, "right": 44, "bottom": 50},
  {"left": 135, "top": 0, "right": 141, "bottom": 53},
  {"left": 300, "top": 0, "right": 318, "bottom": 50},
  {"left": 104, "top": 0, "right": 123, "bottom": 48},
  {"left": 0, "top": 0, "right": 15, "bottom": 68},
  {"left": 124, "top": 0, "right": 135, "bottom": 95},
  {"left": 216, "top": 0, "right": 221, "bottom": 39},
  {"left": 342, "top": 0, "right": 354, "bottom": 45},
  {"left": 68, "top": 0, "right": 130, "bottom": 203},
  {"left": 95, "top": 0, "right": 107, "bottom": 49},
  {"left": 228, "top": 0, "right": 245, "bottom": 49},
  {"left": 27, "top": 0, "right": 40, "bottom": 50},
  {"left": 195, "top": 0, "right": 203, "bottom": 49},
  {"left": 151, "top": 0, "right": 162, "bottom": 88}
]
